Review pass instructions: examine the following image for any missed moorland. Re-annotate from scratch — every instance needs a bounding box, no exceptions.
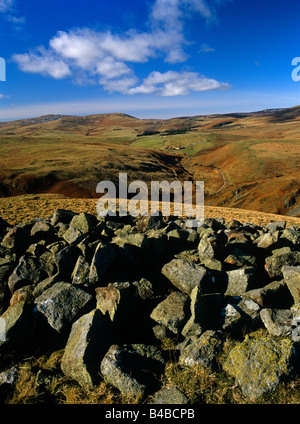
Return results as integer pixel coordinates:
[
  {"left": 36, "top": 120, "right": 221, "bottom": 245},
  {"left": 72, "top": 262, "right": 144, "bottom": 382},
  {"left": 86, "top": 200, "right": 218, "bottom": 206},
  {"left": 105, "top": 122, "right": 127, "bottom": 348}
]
[{"left": 0, "top": 105, "right": 299, "bottom": 224}]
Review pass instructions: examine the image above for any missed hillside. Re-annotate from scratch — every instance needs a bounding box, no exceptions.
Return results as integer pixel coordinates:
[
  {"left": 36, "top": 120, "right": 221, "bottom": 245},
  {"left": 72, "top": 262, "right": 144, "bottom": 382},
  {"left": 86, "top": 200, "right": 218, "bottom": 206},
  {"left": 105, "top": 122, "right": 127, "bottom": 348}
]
[{"left": 0, "top": 106, "right": 299, "bottom": 218}]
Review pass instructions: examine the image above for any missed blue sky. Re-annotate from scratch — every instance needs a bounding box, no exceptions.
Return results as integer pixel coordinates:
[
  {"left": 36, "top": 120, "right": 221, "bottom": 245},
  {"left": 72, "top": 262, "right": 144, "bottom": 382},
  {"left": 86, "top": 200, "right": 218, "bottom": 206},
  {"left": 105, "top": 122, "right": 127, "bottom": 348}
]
[{"left": 0, "top": 0, "right": 300, "bottom": 120}]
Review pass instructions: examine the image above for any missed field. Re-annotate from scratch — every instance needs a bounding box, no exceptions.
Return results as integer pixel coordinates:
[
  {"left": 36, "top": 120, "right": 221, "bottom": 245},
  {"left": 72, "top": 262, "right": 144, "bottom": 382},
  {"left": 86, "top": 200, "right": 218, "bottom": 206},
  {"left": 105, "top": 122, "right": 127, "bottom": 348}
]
[{"left": 0, "top": 107, "right": 299, "bottom": 220}]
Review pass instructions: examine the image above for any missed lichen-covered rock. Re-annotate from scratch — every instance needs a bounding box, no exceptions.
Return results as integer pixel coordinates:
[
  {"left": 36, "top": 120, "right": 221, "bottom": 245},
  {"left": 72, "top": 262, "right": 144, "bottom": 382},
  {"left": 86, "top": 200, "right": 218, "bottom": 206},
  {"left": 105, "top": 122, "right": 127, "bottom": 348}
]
[
  {"left": 150, "top": 291, "right": 190, "bottom": 334},
  {"left": 61, "top": 309, "right": 114, "bottom": 388},
  {"left": 69, "top": 213, "right": 97, "bottom": 235},
  {"left": 244, "top": 279, "right": 294, "bottom": 309},
  {"left": 100, "top": 344, "right": 165, "bottom": 398},
  {"left": 72, "top": 255, "right": 90, "bottom": 286},
  {"left": 282, "top": 265, "right": 300, "bottom": 304},
  {"left": 260, "top": 308, "right": 293, "bottom": 336},
  {"left": 225, "top": 268, "right": 256, "bottom": 296},
  {"left": 223, "top": 334, "right": 297, "bottom": 399},
  {"left": 265, "top": 248, "right": 300, "bottom": 279},
  {"left": 161, "top": 259, "right": 208, "bottom": 295},
  {"left": 150, "top": 386, "right": 189, "bottom": 404},
  {"left": 8, "top": 255, "right": 47, "bottom": 293},
  {"left": 34, "top": 282, "right": 93, "bottom": 334},
  {"left": 95, "top": 285, "right": 136, "bottom": 332},
  {"left": 179, "top": 330, "right": 223, "bottom": 370},
  {"left": 0, "top": 300, "right": 33, "bottom": 350}
]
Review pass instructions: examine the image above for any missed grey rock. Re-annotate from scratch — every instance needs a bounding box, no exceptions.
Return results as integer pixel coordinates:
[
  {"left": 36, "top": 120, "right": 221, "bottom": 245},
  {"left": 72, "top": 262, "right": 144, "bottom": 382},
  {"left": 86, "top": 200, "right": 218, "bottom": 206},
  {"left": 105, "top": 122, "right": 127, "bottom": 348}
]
[
  {"left": 150, "top": 386, "right": 189, "bottom": 404},
  {"left": 54, "top": 245, "right": 80, "bottom": 279},
  {"left": 89, "top": 242, "right": 118, "bottom": 285},
  {"left": 256, "top": 231, "right": 279, "bottom": 249},
  {"left": 198, "top": 233, "right": 220, "bottom": 261},
  {"left": 244, "top": 279, "right": 293, "bottom": 309},
  {"left": 0, "top": 366, "right": 18, "bottom": 400},
  {"left": 100, "top": 344, "right": 165, "bottom": 398},
  {"left": 1, "top": 226, "right": 26, "bottom": 251},
  {"left": 8, "top": 255, "right": 47, "bottom": 293},
  {"left": 95, "top": 285, "right": 136, "bottom": 330},
  {"left": 50, "top": 209, "right": 76, "bottom": 226},
  {"left": 69, "top": 212, "right": 97, "bottom": 235},
  {"left": 179, "top": 330, "right": 223, "bottom": 370},
  {"left": 161, "top": 259, "right": 208, "bottom": 295},
  {"left": 133, "top": 278, "right": 154, "bottom": 300},
  {"left": 223, "top": 334, "right": 296, "bottom": 399},
  {"left": 282, "top": 265, "right": 300, "bottom": 304},
  {"left": 265, "top": 248, "right": 300, "bottom": 279},
  {"left": 266, "top": 221, "right": 286, "bottom": 232},
  {"left": 35, "top": 282, "right": 93, "bottom": 334},
  {"left": 72, "top": 255, "right": 90, "bottom": 287},
  {"left": 260, "top": 308, "right": 293, "bottom": 336},
  {"left": 225, "top": 268, "right": 256, "bottom": 297},
  {"left": 63, "top": 226, "right": 84, "bottom": 245},
  {"left": 150, "top": 291, "right": 190, "bottom": 334},
  {"left": 0, "top": 300, "right": 33, "bottom": 350},
  {"left": 61, "top": 309, "right": 115, "bottom": 388}
]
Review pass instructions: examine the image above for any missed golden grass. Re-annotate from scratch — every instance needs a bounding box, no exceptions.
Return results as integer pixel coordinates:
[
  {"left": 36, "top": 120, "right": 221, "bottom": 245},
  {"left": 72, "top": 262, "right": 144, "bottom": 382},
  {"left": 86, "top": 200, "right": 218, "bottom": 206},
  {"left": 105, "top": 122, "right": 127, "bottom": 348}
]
[{"left": 0, "top": 193, "right": 299, "bottom": 227}]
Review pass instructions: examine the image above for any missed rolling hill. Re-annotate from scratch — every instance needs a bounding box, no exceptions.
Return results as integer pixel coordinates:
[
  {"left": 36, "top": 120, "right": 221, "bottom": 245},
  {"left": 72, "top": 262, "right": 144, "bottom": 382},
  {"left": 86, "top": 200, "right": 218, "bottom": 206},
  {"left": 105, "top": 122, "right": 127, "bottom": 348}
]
[{"left": 0, "top": 106, "right": 299, "bottom": 218}]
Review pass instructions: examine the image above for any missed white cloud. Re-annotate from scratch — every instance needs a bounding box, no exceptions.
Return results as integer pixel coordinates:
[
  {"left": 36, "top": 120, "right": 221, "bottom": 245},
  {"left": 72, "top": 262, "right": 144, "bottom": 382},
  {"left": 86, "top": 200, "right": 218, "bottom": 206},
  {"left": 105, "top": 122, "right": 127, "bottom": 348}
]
[
  {"left": 127, "top": 71, "right": 230, "bottom": 96},
  {"left": 12, "top": 48, "right": 71, "bottom": 79},
  {"left": 12, "top": 0, "right": 230, "bottom": 96}
]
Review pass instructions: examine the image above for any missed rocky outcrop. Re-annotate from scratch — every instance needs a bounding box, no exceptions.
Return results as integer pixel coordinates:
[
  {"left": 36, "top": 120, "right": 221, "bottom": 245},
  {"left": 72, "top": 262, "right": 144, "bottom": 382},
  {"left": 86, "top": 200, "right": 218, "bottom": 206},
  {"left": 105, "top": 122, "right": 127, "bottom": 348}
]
[{"left": 0, "top": 210, "right": 299, "bottom": 402}]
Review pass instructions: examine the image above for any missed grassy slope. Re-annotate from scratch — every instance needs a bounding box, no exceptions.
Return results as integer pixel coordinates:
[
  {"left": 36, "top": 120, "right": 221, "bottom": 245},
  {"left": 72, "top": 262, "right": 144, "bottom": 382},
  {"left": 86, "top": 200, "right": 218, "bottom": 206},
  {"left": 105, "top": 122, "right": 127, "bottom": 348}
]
[{"left": 0, "top": 107, "right": 299, "bottom": 217}]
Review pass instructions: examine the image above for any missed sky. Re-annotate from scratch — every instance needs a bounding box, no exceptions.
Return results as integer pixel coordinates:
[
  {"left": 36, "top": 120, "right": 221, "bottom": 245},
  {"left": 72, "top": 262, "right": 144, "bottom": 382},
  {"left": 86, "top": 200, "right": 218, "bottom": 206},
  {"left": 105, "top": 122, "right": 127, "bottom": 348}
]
[{"left": 0, "top": 0, "right": 300, "bottom": 120}]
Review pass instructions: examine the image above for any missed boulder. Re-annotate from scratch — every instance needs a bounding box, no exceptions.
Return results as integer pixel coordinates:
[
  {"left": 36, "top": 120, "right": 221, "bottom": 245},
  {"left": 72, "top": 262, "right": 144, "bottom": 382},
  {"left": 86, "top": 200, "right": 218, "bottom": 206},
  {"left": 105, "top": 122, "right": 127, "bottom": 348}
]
[
  {"left": 34, "top": 282, "right": 93, "bottom": 334},
  {"left": 8, "top": 255, "right": 48, "bottom": 293},
  {"left": 244, "top": 279, "right": 294, "bottom": 309},
  {"left": 150, "top": 386, "right": 189, "bottom": 404},
  {"left": 0, "top": 300, "right": 33, "bottom": 351},
  {"left": 182, "top": 286, "right": 224, "bottom": 337},
  {"left": 178, "top": 330, "right": 223, "bottom": 370},
  {"left": 61, "top": 309, "right": 115, "bottom": 388},
  {"left": 282, "top": 265, "right": 300, "bottom": 304},
  {"left": 89, "top": 242, "right": 118, "bottom": 285},
  {"left": 71, "top": 255, "right": 90, "bottom": 287},
  {"left": 100, "top": 344, "right": 165, "bottom": 398},
  {"left": 264, "top": 248, "right": 300, "bottom": 279},
  {"left": 50, "top": 209, "right": 76, "bottom": 226},
  {"left": 225, "top": 268, "right": 256, "bottom": 296},
  {"left": 69, "top": 213, "right": 97, "bottom": 235},
  {"left": 150, "top": 291, "right": 190, "bottom": 334},
  {"left": 260, "top": 308, "right": 293, "bottom": 336},
  {"left": 95, "top": 285, "right": 136, "bottom": 332},
  {"left": 198, "top": 233, "right": 220, "bottom": 261},
  {"left": 161, "top": 259, "right": 208, "bottom": 295},
  {"left": 0, "top": 366, "right": 18, "bottom": 401},
  {"left": 1, "top": 226, "right": 26, "bottom": 251},
  {"left": 223, "top": 334, "right": 297, "bottom": 399},
  {"left": 54, "top": 245, "right": 80, "bottom": 280},
  {"left": 63, "top": 227, "right": 84, "bottom": 245}
]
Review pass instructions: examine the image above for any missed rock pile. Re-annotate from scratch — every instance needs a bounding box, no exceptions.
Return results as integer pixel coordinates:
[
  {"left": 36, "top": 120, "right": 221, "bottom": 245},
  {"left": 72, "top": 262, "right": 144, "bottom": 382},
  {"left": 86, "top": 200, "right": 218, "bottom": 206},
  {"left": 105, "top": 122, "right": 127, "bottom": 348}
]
[{"left": 0, "top": 210, "right": 299, "bottom": 402}]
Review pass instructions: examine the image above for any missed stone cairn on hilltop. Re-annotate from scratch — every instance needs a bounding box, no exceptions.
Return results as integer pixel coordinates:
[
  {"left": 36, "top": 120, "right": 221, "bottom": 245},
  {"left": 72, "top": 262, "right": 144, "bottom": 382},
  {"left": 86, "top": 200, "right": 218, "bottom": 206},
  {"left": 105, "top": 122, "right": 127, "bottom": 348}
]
[{"left": 0, "top": 210, "right": 300, "bottom": 402}]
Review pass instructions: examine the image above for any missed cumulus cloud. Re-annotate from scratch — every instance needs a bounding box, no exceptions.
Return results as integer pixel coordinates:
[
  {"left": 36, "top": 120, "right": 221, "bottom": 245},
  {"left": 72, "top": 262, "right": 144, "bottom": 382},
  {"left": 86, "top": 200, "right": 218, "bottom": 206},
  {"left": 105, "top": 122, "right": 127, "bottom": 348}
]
[
  {"left": 126, "top": 71, "right": 230, "bottom": 96},
  {"left": 13, "top": 48, "right": 71, "bottom": 79},
  {"left": 12, "top": 0, "right": 231, "bottom": 96}
]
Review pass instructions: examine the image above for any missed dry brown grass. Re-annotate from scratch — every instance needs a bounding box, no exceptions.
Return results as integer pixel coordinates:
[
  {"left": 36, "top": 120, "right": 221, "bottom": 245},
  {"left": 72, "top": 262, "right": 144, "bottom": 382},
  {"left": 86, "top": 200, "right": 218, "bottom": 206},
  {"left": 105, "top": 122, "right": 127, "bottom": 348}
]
[{"left": 0, "top": 193, "right": 299, "bottom": 228}]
